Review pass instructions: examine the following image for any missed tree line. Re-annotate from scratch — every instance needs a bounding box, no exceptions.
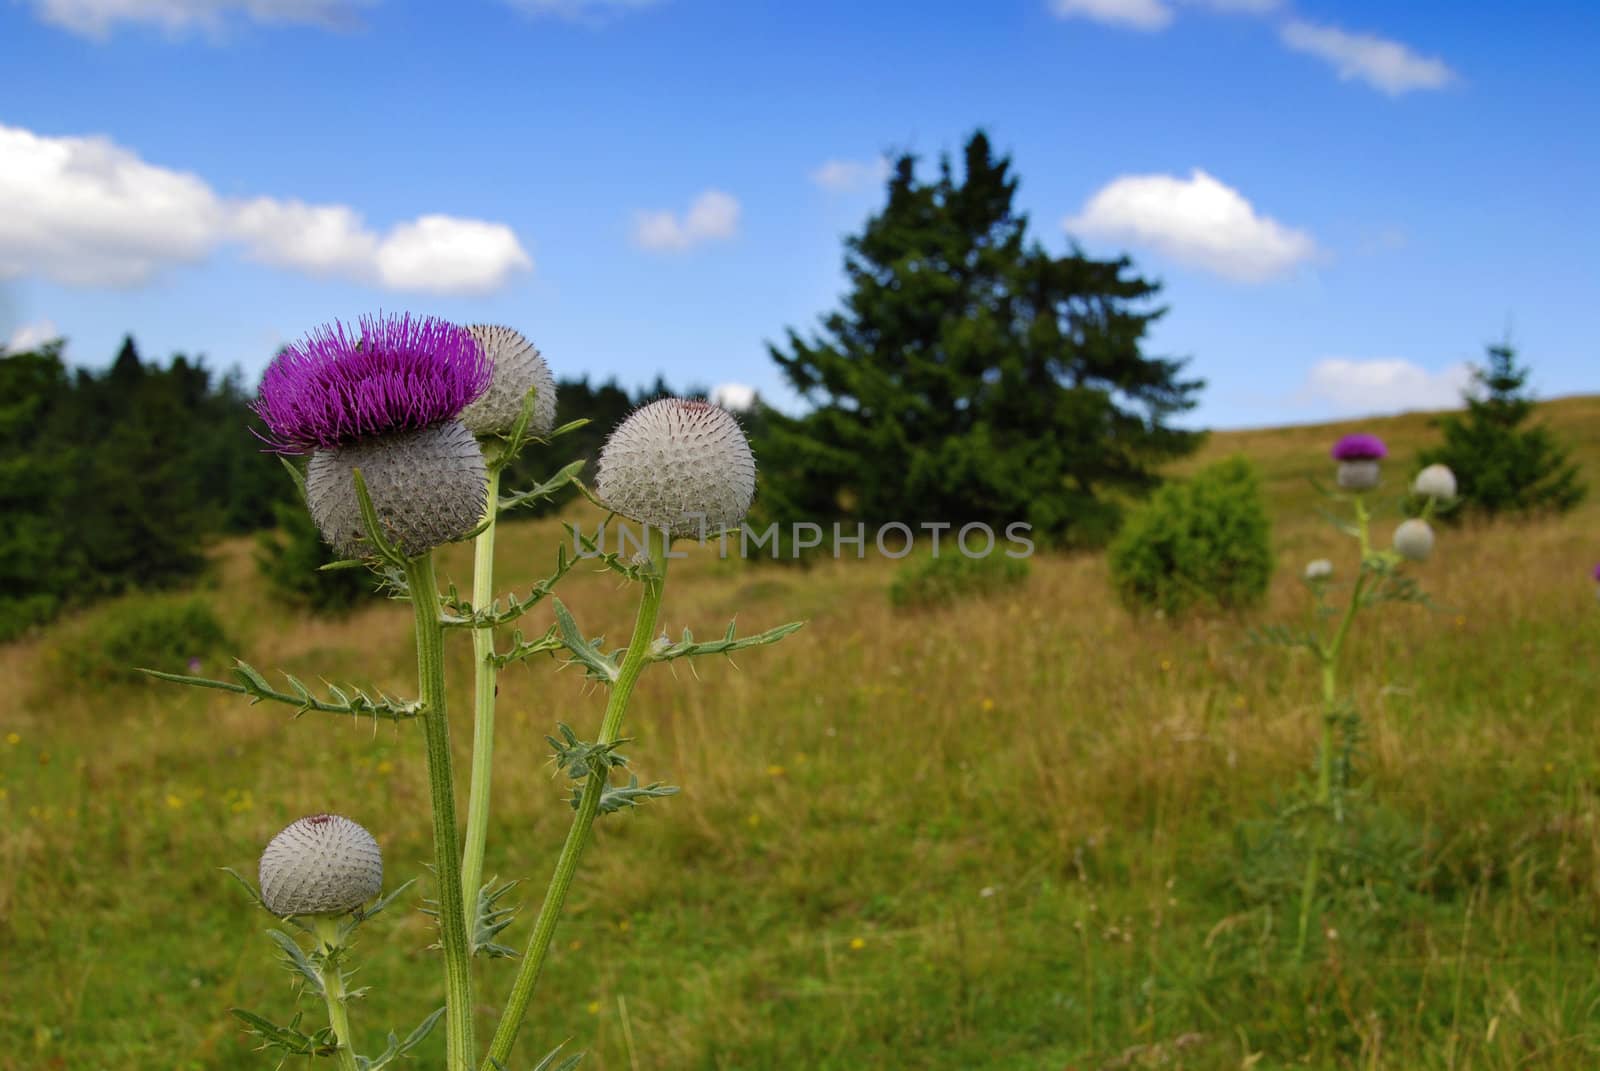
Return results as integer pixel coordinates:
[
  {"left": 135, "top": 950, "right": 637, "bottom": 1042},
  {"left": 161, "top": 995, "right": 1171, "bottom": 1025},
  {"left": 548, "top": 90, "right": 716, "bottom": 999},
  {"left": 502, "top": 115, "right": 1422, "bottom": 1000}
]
[{"left": 3, "top": 129, "right": 1580, "bottom": 636}]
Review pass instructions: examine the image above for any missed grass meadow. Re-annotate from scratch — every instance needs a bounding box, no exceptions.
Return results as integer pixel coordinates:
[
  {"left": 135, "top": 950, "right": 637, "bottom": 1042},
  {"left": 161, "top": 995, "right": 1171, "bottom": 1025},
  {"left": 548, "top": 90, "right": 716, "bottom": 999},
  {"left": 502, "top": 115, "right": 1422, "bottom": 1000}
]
[{"left": 5, "top": 398, "right": 1600, "bottom": 1070}]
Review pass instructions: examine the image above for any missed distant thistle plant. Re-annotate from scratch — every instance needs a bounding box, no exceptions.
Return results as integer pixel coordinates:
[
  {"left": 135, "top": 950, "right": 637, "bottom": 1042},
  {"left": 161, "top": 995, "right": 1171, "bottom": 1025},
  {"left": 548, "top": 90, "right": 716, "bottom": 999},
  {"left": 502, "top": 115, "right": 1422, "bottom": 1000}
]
[
  {"left": 151, "top": 321, "right": 799, "bottom": 1071},
  {"left": 1253, "top": 433, "right": 1455, "bottom": 962}
]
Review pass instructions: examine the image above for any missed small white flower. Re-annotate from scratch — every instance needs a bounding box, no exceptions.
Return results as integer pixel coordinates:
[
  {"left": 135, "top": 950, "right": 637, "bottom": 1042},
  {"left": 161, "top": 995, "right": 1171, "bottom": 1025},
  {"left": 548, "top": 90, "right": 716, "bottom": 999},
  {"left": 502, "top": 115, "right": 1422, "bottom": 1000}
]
[
  {"left": 1413, "top": 464, "right": 1457, "bottom": 500},
  {"left": 259, "top": 814, "right": 383, "bottom": 918},
  {"left": 596, "top": 398, "right": 756, "bottom": 538},
  {"left": 1393, "top": 518, "right": 1435, "bottom": 562},
  {"left": 1304, "top": 558, "right": 1333, "bottom": 581}
]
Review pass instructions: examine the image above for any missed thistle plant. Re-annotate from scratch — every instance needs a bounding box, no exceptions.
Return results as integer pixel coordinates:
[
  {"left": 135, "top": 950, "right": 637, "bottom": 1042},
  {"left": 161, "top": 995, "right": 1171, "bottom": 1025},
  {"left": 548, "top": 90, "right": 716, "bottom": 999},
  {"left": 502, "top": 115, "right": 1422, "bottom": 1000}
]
[
  {"left": 1255, "top": 433, "right": 1456, "bottom": 961},
  {"left": 149, "top": 315, "right": 799, "bottom": 1070}
]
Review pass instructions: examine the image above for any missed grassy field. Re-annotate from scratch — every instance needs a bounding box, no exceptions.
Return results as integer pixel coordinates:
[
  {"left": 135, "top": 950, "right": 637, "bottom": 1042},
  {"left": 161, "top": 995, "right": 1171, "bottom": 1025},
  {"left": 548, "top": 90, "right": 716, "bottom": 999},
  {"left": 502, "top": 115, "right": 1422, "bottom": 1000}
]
[{"left": 5, "top": 397, "right": 1600, "bottom": 1070}]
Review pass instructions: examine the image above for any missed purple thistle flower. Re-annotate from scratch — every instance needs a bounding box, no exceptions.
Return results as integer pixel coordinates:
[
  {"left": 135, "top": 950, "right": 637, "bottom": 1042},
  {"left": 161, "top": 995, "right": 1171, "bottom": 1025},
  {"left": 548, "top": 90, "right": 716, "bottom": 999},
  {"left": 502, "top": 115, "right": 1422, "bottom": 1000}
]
[
  {"left": 1331, "top": 433, "right": 1388, "bottom": 461},
  {"left": 1593, "top": 562, "right": 1600, "bottom": 583},
  {"left": 254, "top": 313, "right": 490, "bottom": 453}
]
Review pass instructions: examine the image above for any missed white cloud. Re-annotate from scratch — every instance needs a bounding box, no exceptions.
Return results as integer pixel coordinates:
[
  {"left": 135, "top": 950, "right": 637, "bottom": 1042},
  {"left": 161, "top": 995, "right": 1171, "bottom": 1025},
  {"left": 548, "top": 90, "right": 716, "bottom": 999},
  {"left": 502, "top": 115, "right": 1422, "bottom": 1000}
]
[
  {"left": 0, "top": 124, "right": 224, "bottom": 286},
  {"left": 1065, "top": 169, "right": 1317, "bottom": 282},
  {"left": 502, "top": 0, "right": 659, "bottom": 22},
  {"left": 30, "top": 0, "right": 370, "bottom": 38},
  {"left": 5, "top": 319, "right": 62, "bottom": 352},
  {"left": 0, "top": 122, "right": 533, "bottom": 294},
  {"left": 1279, "top": 20, "right": 1456, "bottom": 95},
  {"left": 633, "top": 190, "right": 740, "bottom": 253},
  {"left": 810, "top": 157, "right": 891, "bottom": 193},
  {"left": 711, "top": 382, "right": 756, "bottom": 412},
  {"left": 1301, "top": 358, "right": 1475, "bottom": 414},
  {"left": 1049, "top": 0, "right": 1172, "bottom": 31}
]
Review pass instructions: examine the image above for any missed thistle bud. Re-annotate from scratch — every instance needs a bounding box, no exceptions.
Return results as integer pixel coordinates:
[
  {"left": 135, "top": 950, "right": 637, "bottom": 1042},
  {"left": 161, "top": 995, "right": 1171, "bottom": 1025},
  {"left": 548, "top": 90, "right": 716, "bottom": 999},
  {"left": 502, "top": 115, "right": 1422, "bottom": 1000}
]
[
  {"left": 1304, "top": 558, "right": 1333, "bottom": 581},
  {"left": 596, "top": 398, "right": 756, "bottom": 538},
  {"left": 459, "top": 325, "right": 557, "bottom": 438},
  {"left": 305, "top": 421, "right": 487, "bottom": 557},
  {"left": 1393, "top": 518, "right": 1435, "bottom": 562},
  {"left": 259, "top": 814, "right": 383, "bottom": 918},
  {"left": 1331, "top": 433, "right": 1387, "bottom": 492},
  {"left": 1412, "top": 463, "right": 1457, "bottom": 500}
]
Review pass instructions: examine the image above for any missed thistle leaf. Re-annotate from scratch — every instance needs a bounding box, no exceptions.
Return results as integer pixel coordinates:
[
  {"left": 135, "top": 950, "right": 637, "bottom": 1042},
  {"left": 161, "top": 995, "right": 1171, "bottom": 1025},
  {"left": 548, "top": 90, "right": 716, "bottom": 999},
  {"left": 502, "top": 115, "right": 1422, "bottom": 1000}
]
[
  {"left": 648, "top": 619, "right": 805, "bottom": 664},
  {"left": 264, "top": 928, "right": 324, "bottom": 995},
  {"left": 142, "top": 659, "right": 422, "bottom": 722},
  {"left": 551, "top": 599, "right": 620, "bottom": 682},
  {"left": 231, "top": 1008, "right": 336, "bottom": 1057}
]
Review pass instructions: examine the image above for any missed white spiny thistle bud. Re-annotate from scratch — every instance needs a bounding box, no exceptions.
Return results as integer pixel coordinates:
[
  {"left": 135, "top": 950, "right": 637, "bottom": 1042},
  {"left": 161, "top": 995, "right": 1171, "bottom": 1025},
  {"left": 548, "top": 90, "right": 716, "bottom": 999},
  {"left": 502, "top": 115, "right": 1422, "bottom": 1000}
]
[
  {"left": 1413, "top": 464, "right": 1457, "bottom": 500},
  {"left": 1393, "top": 518, "right": 1435, "bottom": 562},
  {"left": 596, "top": 398, "right": 756, "bottom": 538},
  {"left": 1304, "top": 558, "right": 1333, "bottom": 581},
  {"left": 1336, "top": 460, "right": 1381, "bottom": 491},
  {"left": 305, "top": 420, "right": 488, "bottom": 558},
  {"left": 459, "top": 325, "right": 557, "bottom": 438},
  {"left": 259, "top": 814, "right": 383, "bottom": 918}
]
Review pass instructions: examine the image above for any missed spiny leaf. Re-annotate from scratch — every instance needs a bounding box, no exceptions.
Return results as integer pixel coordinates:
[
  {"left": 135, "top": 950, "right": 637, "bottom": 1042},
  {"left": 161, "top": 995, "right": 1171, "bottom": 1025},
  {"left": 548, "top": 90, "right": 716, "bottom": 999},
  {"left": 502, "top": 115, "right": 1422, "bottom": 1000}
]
[
  {"left": 230, "top": 1008, "right": 335, "bottom": 1057},
  {"left": 648, "top": 619, "right": 805, "bottom": 664},
  {"left": 551, "top": 599, "right": 620, "bottom": 682},
  {"left": 142, "top": 659, "right": 421, "bottom": 722}
]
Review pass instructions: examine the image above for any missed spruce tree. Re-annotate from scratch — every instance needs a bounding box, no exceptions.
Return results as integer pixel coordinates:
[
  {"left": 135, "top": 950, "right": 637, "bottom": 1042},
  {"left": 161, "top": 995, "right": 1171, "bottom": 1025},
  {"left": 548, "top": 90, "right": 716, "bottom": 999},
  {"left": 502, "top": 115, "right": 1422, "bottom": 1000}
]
[
  {"left": 1418, "top": 339, "right": 1584, "bottom": 518},
  {"left": 760, "top": 130, "right": 1204, "bottom": 546}
]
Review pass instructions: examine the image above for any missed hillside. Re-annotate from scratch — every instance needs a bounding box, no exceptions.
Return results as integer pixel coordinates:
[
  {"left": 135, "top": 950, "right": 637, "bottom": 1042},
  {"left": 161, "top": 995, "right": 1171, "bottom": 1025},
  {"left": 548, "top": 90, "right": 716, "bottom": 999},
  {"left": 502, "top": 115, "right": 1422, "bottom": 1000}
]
[{"left": 3, "top": 396, "right": 1599, "bottom": 1070}]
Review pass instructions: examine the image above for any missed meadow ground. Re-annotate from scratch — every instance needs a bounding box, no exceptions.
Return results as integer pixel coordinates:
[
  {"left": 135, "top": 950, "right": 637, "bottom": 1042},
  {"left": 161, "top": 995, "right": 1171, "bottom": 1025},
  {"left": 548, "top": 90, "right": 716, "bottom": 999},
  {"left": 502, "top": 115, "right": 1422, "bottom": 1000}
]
[{"left": 4, "top": 398, "right": 1600, "bottom": 1070}]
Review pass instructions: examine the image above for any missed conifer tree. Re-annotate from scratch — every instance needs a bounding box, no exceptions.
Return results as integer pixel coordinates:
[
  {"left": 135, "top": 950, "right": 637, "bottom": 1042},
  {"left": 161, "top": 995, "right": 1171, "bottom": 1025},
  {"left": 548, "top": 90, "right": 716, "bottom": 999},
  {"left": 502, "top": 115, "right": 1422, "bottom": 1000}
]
[
  {"left": 759, "top": 130, "right": 1204, "bottom": 545},
  {"left": 1418, "top": 338, "right": 1584, "bottom": 518}
]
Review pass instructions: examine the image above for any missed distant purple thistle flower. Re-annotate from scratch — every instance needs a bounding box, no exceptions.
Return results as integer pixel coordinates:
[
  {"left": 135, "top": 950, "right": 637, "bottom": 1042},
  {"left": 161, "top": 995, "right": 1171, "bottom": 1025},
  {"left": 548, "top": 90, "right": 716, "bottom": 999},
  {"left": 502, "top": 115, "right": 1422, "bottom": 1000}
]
[
  {"left": 254, "top": 313, "right": 489, "bottom": 453},
  {"left": 1593, "top": 562, "right": 1600, "bottom": 583},
  {"left": 1331, "top": 434, "right": 1387, "bottom": 461}
]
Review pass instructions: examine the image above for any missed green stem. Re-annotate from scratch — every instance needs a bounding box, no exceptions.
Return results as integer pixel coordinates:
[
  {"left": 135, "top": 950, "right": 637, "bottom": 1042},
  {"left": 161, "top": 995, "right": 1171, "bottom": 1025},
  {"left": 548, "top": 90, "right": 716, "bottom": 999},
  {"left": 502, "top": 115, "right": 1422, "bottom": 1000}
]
[
  {"left": 462, "top": 464, "right": 503, "bottom": 924},
  {"left": 483, "top": 528, "right": 670, "bottom": 1071},
  {"left": 405, "top": 553, "right": 476, "bottom": 1071},
  {"left": 313, "top": 918, "right": 359, "bottom": 1071},
  {"left": 1295, "top": 496, "right": 1371, "bottom": 963}
]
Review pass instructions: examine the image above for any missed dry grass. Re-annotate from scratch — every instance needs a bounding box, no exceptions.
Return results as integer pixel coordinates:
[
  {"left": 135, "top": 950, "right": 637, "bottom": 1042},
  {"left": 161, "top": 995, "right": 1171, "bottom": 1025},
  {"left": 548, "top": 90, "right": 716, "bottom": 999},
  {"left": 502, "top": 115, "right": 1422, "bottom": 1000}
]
[{"left": 3, "top": 396, "right": 1600, "bottom": 1069}]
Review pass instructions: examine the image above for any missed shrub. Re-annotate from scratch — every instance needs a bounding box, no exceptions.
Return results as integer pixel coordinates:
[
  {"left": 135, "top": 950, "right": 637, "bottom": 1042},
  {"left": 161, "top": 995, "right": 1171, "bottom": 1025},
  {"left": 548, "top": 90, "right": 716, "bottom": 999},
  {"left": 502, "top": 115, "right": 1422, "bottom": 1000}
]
[
  {"left": 255, "top": 498, "right": 374, "bottom": 614},
  {"left": 1108, "top": 455, "right": 1272, "bottom": 617},
  {"left": 889, "top": 551, "right": 1029, "bottom": 609},
  {"left": 59, "top": 593, "right": 231, "bottom": 683}
]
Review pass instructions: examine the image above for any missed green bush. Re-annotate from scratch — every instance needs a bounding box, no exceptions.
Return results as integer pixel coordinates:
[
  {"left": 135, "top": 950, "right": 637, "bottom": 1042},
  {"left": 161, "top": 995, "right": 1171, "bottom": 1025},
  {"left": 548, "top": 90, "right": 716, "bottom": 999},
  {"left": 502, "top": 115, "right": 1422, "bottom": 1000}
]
[
  {"left": 1108, "top": 455, "right": 1272, "bottom": 617},
  {"left": 255, "top": 498, "right": 374, "bottom": 614},
  {"left": 59, "top": 593, "right": 231, "bottom": 683},
  {"left": 889, "top": 551, "right": 1030, "bottom": 609}
]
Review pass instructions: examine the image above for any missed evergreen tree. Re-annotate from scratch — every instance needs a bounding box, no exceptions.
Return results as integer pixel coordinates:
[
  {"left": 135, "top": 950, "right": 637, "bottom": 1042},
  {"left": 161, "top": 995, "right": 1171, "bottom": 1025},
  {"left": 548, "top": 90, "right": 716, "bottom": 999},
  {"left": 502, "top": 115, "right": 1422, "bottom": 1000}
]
[
  {"left": 760, "top": 130, "right": 1204, "bottom": 545},
  {"left": 1418, "top": 338, "right": 1584, "bottom": 519},
  {"left": 0, "top": 344, "right": 77, "bottom": 638}
]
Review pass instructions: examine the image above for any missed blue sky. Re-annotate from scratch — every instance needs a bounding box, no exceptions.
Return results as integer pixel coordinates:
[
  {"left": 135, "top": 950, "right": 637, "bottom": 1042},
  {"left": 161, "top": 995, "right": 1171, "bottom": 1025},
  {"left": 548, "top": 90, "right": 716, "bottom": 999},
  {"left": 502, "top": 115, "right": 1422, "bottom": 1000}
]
[{"left": 1, "top": 0, "right": 1595, "bottom": 428}]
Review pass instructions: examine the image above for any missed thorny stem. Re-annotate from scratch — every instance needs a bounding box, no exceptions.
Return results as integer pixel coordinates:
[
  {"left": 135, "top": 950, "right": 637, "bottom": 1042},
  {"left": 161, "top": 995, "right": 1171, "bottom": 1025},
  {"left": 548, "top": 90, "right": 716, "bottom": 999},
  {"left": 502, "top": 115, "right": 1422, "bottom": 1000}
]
[
  {"left": 1295, "top": 494, "right": 1371, "bottom": 963},
  {"left": 462, "top": 463, "right": 503, "bottom": 925},
  {"left": 405, "top": 553, "right": 477, "bottom": 1071},
  {"left": 312, "top": 918, "right": 359, "bottom": 1071},
  {"left": 483, "top": 526, "right": 670, "bottom": 1070}
]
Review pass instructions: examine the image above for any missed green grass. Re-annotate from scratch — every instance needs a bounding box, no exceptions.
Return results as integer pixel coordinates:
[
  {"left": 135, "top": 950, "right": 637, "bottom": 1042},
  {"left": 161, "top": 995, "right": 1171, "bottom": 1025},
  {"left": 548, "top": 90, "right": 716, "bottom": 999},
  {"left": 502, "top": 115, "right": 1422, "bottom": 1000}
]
[{"left": 5, "top": 396, "right": 1600, "bottom": 1069}]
